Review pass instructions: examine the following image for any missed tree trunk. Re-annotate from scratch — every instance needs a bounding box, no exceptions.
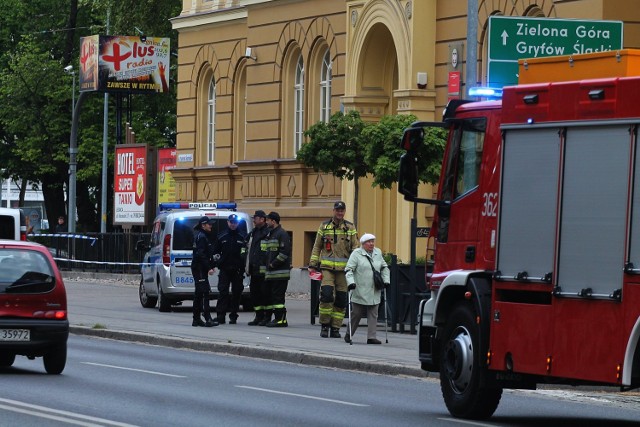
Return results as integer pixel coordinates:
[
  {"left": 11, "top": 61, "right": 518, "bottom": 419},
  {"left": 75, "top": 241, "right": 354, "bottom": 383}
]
[
  {"left": 42, "top": 180, "right": 67, "bottom": 231},
  {"left": 353, "top": 178, "right": 359, "bottom": 231}
]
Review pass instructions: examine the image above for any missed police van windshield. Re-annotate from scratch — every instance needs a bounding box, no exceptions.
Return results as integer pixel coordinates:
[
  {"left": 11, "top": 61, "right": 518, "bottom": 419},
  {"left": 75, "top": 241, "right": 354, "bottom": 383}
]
[{"left": 172, "top": 217, "right": 249, "bottom": 250}]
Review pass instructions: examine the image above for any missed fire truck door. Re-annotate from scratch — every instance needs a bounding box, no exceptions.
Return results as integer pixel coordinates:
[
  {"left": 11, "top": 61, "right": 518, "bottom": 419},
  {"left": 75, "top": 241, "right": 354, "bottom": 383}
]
[{"left": 436, "top": 118, "right": 486, "bottom": 270}]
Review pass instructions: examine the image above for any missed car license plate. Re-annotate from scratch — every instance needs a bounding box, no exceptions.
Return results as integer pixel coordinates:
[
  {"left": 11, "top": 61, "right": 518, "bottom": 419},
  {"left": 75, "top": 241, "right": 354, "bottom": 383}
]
[{"left": 0, "top": 329, "right": 30, "bottom": 341}]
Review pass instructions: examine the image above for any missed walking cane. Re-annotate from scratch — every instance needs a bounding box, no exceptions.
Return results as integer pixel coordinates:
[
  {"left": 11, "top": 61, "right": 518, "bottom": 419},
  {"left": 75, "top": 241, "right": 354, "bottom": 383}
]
[
  {"left": 383, "top": 286, "right": 389, "bottom": 344},
  {"left": 347, "top": 286, "right": 353, "bottom": 345}
]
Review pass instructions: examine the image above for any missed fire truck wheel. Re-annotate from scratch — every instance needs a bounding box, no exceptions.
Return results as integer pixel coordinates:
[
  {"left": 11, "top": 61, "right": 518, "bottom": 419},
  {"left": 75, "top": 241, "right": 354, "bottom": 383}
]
[{"left": 439, "top": 302, "right": 502, "bottom": 419}]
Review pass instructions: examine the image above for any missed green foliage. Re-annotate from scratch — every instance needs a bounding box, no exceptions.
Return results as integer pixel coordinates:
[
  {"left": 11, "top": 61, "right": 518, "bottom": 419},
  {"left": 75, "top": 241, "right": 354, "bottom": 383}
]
[
  {"left": 0, "top": 0, "right": 180, "bottom": 230},
  {"left": 363, "top": 114, "right": 446, "bottom": 189},
  {"left": 297, "top": 110, "right": 369, "bottom": 181}
]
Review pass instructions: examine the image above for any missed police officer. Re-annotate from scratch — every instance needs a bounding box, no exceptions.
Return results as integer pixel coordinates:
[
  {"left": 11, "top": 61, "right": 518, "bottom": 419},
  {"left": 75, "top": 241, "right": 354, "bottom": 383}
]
[
  {"left": 246, "top": 210, "right": 270, "bottom": 326},
  {"left": 261, "top": 211, "right": 292, "bottom": 327},
  {"left": 191, "top": 216, "right": 218, "bottom": 327},
  {"left": 309, "top": 201, "right": 358, "bottom": 338},
  {"left": 213, "top": 213, "right": 248, "bottom": 324}
]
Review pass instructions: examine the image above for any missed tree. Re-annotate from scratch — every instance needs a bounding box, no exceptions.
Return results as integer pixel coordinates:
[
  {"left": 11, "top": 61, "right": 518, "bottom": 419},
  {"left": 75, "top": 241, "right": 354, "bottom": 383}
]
[
  {"left": 363, "top": 114, "right": 446, "bottom": 189},
  {"left": 299, "top": 112, "right": 447, "bottom": 229},
  {"left": 0, "top": 0, "right": 181, "bottom": 231},
  {"left": 297, "top": 111, "right": 369, "bottom": 227}
]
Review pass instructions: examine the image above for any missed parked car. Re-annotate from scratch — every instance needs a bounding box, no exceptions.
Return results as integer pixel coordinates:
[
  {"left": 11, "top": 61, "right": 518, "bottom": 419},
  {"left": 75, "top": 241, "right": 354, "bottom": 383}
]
[
  {"left": 136, "top": 202, "right": 253, "bottom": 312},
  {"left": 0, "top": 207, "right": 27, "bottom": 240},
  {"left": 0, "top": 239, "right": 69, "bottom": 374}
]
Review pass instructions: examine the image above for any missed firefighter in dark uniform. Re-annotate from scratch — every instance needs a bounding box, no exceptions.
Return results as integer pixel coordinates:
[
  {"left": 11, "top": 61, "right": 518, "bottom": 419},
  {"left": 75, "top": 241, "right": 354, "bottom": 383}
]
[
  {"left": 213, "top": 213, "right": 248, "bottom": 324},
  {"left": 191, "top": 216, "right": 218, "bottom": 327},
  {"left": 309, "top": 201, "right": 359, "bottom": 338},
  {"left": 261, "top": 211, "right": 292, "bottom": 327},
  {"left": 246, "top": 210, "right": 271, "bottom": 326}
]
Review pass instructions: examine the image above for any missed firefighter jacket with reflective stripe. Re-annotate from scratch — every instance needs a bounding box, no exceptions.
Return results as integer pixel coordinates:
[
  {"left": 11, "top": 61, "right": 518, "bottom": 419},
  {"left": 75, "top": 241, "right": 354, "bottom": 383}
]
[
  {"left": 247, "top": 224, "right": 270, "bottom": 275},
  {"left": 309, "top": 219, "right": 358, "bottom": 271},
  {"left": 260, "top": 224, "right": 292, "bottom": 280}
]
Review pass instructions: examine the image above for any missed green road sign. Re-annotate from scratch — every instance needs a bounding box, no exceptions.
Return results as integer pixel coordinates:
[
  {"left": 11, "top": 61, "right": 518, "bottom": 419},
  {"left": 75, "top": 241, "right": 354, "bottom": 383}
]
[{"left": 488, "top": 16, "right": 623, "bottom": 87}]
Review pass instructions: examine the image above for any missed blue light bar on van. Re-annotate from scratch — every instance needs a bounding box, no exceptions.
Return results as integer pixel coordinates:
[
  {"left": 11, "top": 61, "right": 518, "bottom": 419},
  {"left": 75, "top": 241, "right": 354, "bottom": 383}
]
[
  {"left": 159, "top": 202, "right": 237, "bottom": 212},
  {"left": 468, "top": 86, "right": 503, "bottom": 99}
]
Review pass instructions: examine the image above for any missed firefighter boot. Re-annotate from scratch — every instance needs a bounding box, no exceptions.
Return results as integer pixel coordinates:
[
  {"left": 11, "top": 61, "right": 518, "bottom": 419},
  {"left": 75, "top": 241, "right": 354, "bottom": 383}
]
[
  {"left": 248, "top": 310, "right": 264, "bottom": 326},
  {"left": 320, "top": 324, "right": 330, "bottom": 338},
  {"left": 266, "top": 309, "right": 288, "bottom": 328},
  {"left": 192, "top": 316, "right": 206, "bottom": 327},
  {"left": 259, "top": 310, "right": 273, "bottom": 326},
  {"left": 330, "top": 327, "right": 341, "bottom": 338}
]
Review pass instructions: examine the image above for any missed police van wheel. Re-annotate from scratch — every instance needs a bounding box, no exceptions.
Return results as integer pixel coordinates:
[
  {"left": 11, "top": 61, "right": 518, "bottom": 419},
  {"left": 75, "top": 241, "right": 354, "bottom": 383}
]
[
  {"left": 139, "top": 279, "right": 157, "bottom": 308},
  {"left": 439, "top": 302, "right": 502, "bottom": 420},
  {"left": 158, "top": 287, "right": 172, "bottom": 312}
]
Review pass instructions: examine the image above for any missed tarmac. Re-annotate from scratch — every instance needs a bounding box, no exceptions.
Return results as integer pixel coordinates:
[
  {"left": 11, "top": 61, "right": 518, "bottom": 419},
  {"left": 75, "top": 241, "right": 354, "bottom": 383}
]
[{"left": 62, "top": 271, "right": 432, "bottom": 379}]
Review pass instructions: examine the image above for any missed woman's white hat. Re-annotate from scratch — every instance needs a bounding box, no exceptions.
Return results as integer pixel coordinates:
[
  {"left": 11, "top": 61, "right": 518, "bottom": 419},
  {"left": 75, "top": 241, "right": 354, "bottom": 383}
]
[{"left": 360, "top": 233, "right": 376, "bottom": 244}]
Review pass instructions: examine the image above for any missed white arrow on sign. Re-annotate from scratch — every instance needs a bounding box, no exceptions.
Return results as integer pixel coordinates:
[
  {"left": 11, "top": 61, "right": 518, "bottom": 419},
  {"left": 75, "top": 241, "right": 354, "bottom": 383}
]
[{"left": 501, "top": 30, "right": 509, "bottom": 45}]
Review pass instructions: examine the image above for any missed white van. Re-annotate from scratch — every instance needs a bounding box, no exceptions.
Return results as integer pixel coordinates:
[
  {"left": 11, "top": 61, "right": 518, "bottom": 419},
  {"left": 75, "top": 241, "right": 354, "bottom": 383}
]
[
  {"left": 136, "top": 202, "right": 253, "bottom": 312},
  {"left": 0, "top": 208, "right": 27, "bottom": 240}
]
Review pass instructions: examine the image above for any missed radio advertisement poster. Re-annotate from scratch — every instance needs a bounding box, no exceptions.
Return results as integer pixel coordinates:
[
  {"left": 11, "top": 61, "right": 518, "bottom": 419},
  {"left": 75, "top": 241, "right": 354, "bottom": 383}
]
[{"left": 80, "top": 35, "right": 170, "bottom": 93}]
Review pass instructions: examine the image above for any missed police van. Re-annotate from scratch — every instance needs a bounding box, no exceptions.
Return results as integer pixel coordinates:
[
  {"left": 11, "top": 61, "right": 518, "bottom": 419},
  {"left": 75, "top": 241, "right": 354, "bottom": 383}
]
[
  {"left": 136, "top": 202, "right": 253, "bottom": 312},
  {"left": 0, "top": 208, "right": 28, "bottom": 240}
]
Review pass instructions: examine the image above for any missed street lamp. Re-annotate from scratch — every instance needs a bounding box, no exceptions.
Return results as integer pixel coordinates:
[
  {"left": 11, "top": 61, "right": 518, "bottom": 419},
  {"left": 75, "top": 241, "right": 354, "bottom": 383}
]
[
  {"left": 64, "top": 64, "right": 76, "bottom": 233},
  {"left": 63, "top": 65, "right": 75, "bottom": 113}
]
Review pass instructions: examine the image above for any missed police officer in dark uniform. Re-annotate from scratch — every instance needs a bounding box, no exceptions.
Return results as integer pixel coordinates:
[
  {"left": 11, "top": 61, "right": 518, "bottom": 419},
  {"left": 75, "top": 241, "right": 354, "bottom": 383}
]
[
  {"left": 191, "top": 216, "right": 218, "bottom": 327},
  {"left": 213, "top": 214, "right": 248, "bottom": 324}
]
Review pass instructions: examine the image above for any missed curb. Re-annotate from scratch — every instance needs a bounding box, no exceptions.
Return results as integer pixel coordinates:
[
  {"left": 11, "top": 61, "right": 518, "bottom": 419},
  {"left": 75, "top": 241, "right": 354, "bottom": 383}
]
[{"left": 70, "top": 326, "right": 430, "bottom": 379}]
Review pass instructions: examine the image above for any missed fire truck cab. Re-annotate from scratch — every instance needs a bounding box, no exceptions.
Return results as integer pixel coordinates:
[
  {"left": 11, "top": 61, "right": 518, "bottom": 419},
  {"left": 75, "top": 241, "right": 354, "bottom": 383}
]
[{"left": 399, "top": 51, "right": 640, "bottom": 419}]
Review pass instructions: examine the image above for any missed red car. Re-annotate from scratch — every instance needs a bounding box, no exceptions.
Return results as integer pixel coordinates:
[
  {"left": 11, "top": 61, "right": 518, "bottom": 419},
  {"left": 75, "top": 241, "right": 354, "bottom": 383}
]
[{"left": 0, "top": 239, "right": 69, "bottom": 374}]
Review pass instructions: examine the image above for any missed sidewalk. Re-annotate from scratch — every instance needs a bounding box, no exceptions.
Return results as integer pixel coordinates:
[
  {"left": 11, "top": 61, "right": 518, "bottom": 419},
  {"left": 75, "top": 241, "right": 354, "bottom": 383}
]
[{"left": 63, "top": 273, "right": 430, "bottom": 379}]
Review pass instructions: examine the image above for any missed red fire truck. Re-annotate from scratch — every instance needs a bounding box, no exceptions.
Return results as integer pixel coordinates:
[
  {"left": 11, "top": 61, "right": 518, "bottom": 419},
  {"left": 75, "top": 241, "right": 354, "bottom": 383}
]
[{"left": 398, "top": 52, "right": 640, "bottom": 419}]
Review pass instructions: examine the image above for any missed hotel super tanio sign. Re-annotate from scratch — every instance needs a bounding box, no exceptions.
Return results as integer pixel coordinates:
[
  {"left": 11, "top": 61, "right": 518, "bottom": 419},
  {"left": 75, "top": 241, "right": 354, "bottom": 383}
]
[{"left": 488, "top": 16, "right": 622, "bottom": 87}]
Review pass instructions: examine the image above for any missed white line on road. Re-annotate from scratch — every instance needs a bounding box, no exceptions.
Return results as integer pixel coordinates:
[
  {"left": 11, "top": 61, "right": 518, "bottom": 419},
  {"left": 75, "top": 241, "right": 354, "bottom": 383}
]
[
  {"left": 0, "top": 397, "right": 138, "bottom": 426},
  {"left": 438, "top": 417, "right": 497, "bottom": 427},
  {"left": 82, "top": 362, "right": 186, "bottom": 378},
  {"left": 236, "top": 385, "right": 370, "bottom": 407}
]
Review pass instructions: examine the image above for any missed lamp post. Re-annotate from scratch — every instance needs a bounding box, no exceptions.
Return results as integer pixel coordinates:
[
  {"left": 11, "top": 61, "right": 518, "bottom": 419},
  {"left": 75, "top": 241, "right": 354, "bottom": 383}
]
[
  {"left": 64, "top": 65, "right": 76, "bottom": 232},
  {"left": 64, "top": 65, "right": 75, "bottom": 114}
]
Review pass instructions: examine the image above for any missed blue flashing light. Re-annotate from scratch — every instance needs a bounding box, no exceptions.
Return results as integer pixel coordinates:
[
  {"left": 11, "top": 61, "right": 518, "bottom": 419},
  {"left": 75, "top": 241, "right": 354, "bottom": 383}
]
[
  {"left": 159, "top": 202, "right": 237, "bottom": 212},
  {"left": 527, "top": 118, "right": 535, "bottom": 124},
  {"left": 468, "top": 86, "right": 503, "bottom": 99}
]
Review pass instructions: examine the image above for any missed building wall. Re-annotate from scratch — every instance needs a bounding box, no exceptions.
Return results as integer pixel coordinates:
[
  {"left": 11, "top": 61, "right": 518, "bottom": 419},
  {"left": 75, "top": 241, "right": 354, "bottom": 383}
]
[{"left": 172, "top": 0, "right": 640, "bottom": 267}]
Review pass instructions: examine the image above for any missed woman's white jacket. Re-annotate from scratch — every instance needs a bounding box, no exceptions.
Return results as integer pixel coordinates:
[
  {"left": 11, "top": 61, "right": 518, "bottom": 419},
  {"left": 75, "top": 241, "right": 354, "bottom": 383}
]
[{"left": 345, "top": 247, "right": 391, "bottom": 306}]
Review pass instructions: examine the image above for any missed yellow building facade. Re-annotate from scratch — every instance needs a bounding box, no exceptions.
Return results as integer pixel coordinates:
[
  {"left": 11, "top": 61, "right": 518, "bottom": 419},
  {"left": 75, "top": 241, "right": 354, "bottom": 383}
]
[{"left": 171, "top": 0, "right": 640, "bottom": 267}]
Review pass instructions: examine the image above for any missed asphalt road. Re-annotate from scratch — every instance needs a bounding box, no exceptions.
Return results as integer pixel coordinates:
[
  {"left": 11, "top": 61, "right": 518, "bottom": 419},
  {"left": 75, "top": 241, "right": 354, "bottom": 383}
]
[{"left": 2, "top": 335, "right": 640, "bottom": 426}]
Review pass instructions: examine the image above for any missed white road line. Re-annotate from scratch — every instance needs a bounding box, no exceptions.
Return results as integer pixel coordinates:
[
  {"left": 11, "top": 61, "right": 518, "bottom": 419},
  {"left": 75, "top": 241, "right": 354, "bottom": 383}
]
[
  {"left": 0, "top": 397, "right": 138, "bottom": 426},
  {"left": 236, "top": 385, "right": 370, "bottom": 407},
  {"left": 438, "top": 417, "right": 497, "bottom": 427},
  {"left": 82, "top": 362, "right": 186, "bottom": 378}
]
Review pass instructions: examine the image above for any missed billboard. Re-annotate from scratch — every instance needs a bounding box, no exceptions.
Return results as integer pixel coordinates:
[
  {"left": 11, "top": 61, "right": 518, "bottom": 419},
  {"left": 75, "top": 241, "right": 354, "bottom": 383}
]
[
  {"left": 80, "top": 35, "right": 170, "bottom": 93},
  {"left": 157, "top": 148, "right": 176, "bottom": 204},
  {"left": 114, "top": 145, "right": 149, "bottom": 225}
]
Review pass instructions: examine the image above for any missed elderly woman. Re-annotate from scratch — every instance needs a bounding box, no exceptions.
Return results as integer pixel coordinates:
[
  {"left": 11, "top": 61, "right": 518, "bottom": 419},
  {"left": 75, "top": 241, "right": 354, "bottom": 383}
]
[{"left": 344, "top": 233, "right": 390, "bottom": 344}]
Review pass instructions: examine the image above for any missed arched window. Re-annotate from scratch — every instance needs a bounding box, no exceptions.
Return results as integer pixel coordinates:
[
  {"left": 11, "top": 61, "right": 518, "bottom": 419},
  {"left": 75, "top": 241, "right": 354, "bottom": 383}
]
[
  {"left": 294, "top": 56, "right": 305, "bottom": 154},
  {"left": 207, "top": 79, "right": 216, "bottom": 165},
  {"left": 320, "top": 50, "right": 332, "bottom": 123}
]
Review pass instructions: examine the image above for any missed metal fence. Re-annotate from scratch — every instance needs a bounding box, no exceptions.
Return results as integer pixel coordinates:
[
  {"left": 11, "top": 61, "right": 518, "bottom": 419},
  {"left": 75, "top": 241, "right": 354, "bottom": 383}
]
[{"left": 29, "top": 232, "right": 151, "bottom": 274}]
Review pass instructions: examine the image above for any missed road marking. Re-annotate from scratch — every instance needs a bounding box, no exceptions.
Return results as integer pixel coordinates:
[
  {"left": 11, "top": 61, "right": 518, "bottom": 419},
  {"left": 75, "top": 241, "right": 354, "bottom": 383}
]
[
  {"left": 236, "top": 385, "right": 370, "bottom": 407},
  {"left": 438, "top": 417, "right": 497, "bottom": 427},
  {"left": 0, "top": 397, "right": 138, "bottom": 426},
  {"left": 82, "top": 362, "right": 186, "bottom": 378}
]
